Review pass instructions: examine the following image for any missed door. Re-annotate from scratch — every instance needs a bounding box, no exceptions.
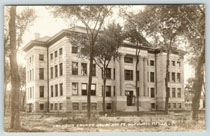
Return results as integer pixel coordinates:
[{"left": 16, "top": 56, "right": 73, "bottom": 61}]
[{"left": 126, "top": 91, "right": 134, "bottom": 106}]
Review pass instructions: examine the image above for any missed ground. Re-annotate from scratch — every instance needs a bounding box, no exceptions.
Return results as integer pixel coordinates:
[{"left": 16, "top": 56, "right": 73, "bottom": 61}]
[{"left": 4, "top": 111, "right": 205, "bottom": 132}]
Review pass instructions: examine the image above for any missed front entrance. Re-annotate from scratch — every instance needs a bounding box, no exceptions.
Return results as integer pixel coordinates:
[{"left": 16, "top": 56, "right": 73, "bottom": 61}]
[{"left": 125, "top": 90, "right": 135, "bottom": 106}]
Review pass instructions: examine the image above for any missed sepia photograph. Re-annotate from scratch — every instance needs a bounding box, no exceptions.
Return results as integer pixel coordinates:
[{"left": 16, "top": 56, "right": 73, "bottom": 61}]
[{"left": 3, "top": 5, "right": 205, "bottom": 132}]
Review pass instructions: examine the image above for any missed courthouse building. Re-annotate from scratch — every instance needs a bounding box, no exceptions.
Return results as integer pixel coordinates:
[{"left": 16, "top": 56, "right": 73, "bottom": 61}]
[{"left": 23, "top": 26, "right": 186, "bottom": 113}]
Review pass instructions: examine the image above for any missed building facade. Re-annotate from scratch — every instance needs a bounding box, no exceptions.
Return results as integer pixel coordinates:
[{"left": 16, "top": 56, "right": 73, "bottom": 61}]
[{"left": 23, "top": 27, "right": 185, "bottom": 113}]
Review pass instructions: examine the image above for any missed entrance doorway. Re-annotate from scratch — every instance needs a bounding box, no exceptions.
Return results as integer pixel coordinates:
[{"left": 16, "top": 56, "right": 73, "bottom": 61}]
[{"left": 125, "top": 90, "right": 135, "bottom": 106}]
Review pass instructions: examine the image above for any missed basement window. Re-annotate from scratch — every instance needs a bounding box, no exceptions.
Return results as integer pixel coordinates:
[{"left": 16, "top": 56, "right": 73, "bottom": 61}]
[
  {"left": 106, "top": 103, "right": 112, "bottom": 110},
  {"left": 40, "top": 104, "right": 44, "bottom": 110}
]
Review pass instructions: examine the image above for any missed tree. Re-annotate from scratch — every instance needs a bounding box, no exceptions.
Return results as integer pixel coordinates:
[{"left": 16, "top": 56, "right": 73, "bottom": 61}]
[
  {"left": 125, "top": 5, "right": 205, "bottom": 117},
  {"left": 8, "top": 6, "right": 20, "bottom": 129},
  {"left": 5, "top": 6, "right": 36, "bottom": 129},
  {"left": 178, "top": 5, "right": 205, "bottom": 120},
  {"left": 93, "top": 23, "right": 124, "bottom": 113},
  {"left": 127, "top": 5, "right": 186, "bottom": 114},
  {"left": 49, "top": 6, "right": 113, "bottom": 119},
  {"left": 123, "top": 21, "right": 151, "bottom": 114}
]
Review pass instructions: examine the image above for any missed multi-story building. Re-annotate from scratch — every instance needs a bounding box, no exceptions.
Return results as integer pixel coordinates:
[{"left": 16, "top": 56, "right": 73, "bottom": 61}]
[{"left": 23, "top": 26, "right": 186, "bottom": 113}]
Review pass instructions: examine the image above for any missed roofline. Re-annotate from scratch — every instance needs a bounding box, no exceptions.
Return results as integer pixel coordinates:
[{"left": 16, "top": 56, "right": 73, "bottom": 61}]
[{"left": 22, "top": 27, "right": 187, "bottom": 56}]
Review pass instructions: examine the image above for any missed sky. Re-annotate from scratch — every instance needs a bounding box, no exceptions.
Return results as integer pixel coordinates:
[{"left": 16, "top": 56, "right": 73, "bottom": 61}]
[{"left": 15, "top": 6, "right": 194, "bottom": 85}]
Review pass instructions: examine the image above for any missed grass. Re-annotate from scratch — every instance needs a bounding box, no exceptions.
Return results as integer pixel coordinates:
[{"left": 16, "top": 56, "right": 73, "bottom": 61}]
[{"left": 4, "top": 111, "right": 205, "bottom": 132}]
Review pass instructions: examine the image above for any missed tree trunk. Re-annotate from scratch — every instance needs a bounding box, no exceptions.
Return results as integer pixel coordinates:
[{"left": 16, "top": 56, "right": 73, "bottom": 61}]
[
  {"left": 136, "top": 54, "right": 140, "bottom": 114},
  {"left": 192, "top": 49, "right": 205, "bottom": 120},
  {"left": 9, "top": 6, "right": 20, "bottom": 129},
  {"left": 165, "top": 47, "right": 170, "bottom": 114},
  {"left": 102, "top": 69, "right": 106, "bottom": 114},
  {"left": 87, "top": 42, "right": 94, "bottom": 120}
]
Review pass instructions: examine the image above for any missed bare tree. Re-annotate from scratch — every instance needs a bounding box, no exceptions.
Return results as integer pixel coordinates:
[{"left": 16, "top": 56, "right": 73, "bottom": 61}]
[
  {"left": 49, "top": 6, "right": 113, "bottom": 119},
  {"left": 6, "top": 6, "right": 36, "bottom": 129}
]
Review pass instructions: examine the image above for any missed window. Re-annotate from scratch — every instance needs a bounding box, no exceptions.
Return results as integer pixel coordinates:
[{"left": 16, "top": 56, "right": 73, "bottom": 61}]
[
  {"left": 50, "top": 103, "right": 53, "bottom": 110},
  {"left": 72, "top": 103, "right": 79, "bottom": 110},
  {"left": 82, "top": 83, "right": 87, "bottom": 95},
  {"left": 82, "top": 103, "right": 87, "bottom": 110},
  {"left": 72, "top": 83, "right": 78, "bottom": 95},
  {"left": 39, "top": 86, "right": 44, "bottom": 98},
  {"left": 40, "top": 104, "right": 44, "bottom": 110},
  {"left": 150, "top": 72, "right": 155, "bottom": 82},
  {"left": 72, "top": 46, "right": 78, "bottom": 53},
  {"left": 168, "top": 103, "right": 171, "bottom": 108},
  {"left": 172, "top": 72, "right": 176, "bottom": 82},
  {"left": 106, "top": 103, "right": 112, "bottom": 110},
  {"left": 151, "top": 88, "right": 155, "bottom": 98},
  {"left": 150, "top": 60, "right": 154, "bottom": 66},
  {"left": 168, "top": 72, "right": 170, "bottom": 82},
  {"left": 51, "top": 85, "right": 53, "bottom": 97},
  {"left": 72, "top": 62, "right": 78, "bottom": 75},
  {"left": 177, "top": 103, "right": 181, "bottom": 108},
  {"left": 125, "top": 70, "right": 133, "bottom": 80},
  {"left": 177, "top": 73, "right": 181, "bottom": 82},
  {"left": 55, "top": 85, "right": 58, "bottom": 97},
  {"left": 177, "top": 61, "right": 181, "bottom": 67},
  {"left": 50, "top": 67, "right": 53, "bottom": 79},
  {"left": 59, "top": 48, "right": 63, "bottom": 55},
  {"left": 137, "top": 71, "right": 139, "bottom": 81},
  {"left": 55, "top": 51, "right": 57, "bottom": 58},
  {"left": 91, "top": 84, "right": 96, "bottom": 96},
  {"left": 50, "top": 53, "right": 53, "bottom": 60},
  {"left": 81, "top": 63, "right": 87, "bottom": 76},
  {"left": 113, "top": 68, "right": 115, "bottom": 80},
  {"left": 106, "top": 86, "right": 111, "bottom": 97},
  {"left": 60, "top": 63, "right": 63, "bottom": 76},
  {"left": 55, "top": 103, "right": 58, "bottom": 110},
  {"left": 106, "top": 68, "right": 111, "bottom": 79},
  {"left": 172, "top": 88, "right": 176, "bottom": 98},
  {"left": 59, "top": 103, "right": 63, "bottom": 110},
  {"left": 172, "top": 61, "right": 175, "bottom": 66},
  {"left": 177, "top": 88, "right": 181, "bottom": 98},
  {"left": 124, "top": 56, "right": 133, "bottom": 63},
  {"left": 91, "top": 103, "right": 97, "bottom": 110},
  {"left": 60, "top": 83, "right": 63, "bottom": 96},
  {"left": 151, "top": 103, "right": 155, "bottom": 109},
  {"left": 39, "top": 54, "right": 44, "bottom": 61},
  {"left": 39, "top": 68, "right": 44, "bottom": 80},
  {"left": 55, "top": 65, "right": 58, "bottom": 77},
  {"left": 92, "top": 64, "right": 96, "bottom": 76},
  {"left": 173, "top": 103, "right": 176, "bottom": 108}
]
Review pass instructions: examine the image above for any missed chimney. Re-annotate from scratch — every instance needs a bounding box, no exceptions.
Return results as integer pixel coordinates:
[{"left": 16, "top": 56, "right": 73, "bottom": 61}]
[{"left": 34, "top": 33, "right": 40, "bottom": 40}]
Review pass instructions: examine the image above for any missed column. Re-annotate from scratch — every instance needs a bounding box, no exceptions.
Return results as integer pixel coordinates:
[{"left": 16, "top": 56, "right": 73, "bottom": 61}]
[
  {"left": 144, "top": 58, "right": 148, "bottom": 97},
  {"left": 120, "top": 54, "right": 125, "bottom": 96},
  {"left": 139, "top": 56, "right": 144, "bottom": 97},
  {"left": 115, "top": 59, "right": 120, "bottom": 96}
]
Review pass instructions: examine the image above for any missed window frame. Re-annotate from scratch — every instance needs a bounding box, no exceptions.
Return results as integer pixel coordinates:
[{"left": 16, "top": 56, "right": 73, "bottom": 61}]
[
  {"left": 39, "top": 54, "right": 44, "bottom": 61},
  {"left": 72, "top": 62, "right": 78, "bottom": 75},
  {"left": 39, "top": 86, "right": 44, "bottom": 98},
  {"left": 124, "top": 69, "right": 133, "bottom": 80},
  {"left": 72, "top": 82, "right": 78, "bottom": 96}
]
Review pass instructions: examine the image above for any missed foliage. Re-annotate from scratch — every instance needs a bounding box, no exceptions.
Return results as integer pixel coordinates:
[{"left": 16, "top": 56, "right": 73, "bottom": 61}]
[
  {"left": 48, "top": 6, "right": 113, "bottom": 119},
  {"left": 94, "top": 22, "right": 124, "bottom": 68}
]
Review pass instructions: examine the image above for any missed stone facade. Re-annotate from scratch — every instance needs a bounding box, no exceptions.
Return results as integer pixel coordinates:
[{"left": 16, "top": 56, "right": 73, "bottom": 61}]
[{"left": 23, "top": 27, "right": 185, "bottom": 113}]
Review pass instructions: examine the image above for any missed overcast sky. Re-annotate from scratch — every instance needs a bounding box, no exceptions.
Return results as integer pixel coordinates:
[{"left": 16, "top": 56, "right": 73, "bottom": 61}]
[{"left": 15, "top": 6, "right": 194, "bottom": 84}]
